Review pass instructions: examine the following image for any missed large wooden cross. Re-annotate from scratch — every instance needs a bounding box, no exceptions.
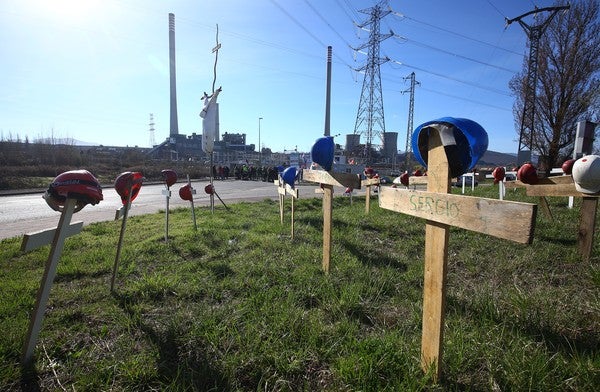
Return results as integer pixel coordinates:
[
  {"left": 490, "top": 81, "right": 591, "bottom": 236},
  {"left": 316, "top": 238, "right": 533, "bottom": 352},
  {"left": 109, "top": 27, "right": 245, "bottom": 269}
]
[
  {"left": 302, "top": 169, "right": 361, "bottom": 273},
  {"left": 379, "top": 130, "right": 537, "bottom": 381},
  {"left": 274, "top": 178, "right": 299, "bottom": 239},
  {"left": 20, "top": 198, "right": 83, "bottom": 364},
  {"left": 508, "top": 175, "right": 598, "bottom": 262}
]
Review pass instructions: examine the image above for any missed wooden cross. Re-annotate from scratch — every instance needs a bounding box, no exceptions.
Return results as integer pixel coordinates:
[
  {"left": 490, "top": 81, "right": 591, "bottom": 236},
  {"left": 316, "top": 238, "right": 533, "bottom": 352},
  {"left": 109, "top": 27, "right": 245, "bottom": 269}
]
[
  {"left": 302, "top": 169, "right": 361, "bottom": 274},
  {"left": 274, "top": 178, "right": 299, "bottom": 239},
  {"left": 20, "top": 198, "right": 83, "bottom": 364},
  {"left": 379, "top": 130, "right": 537, "bottom": 381},
  {"left": 362, "top": 177, "right": 380, "bottom": 214},
  {"left": 509, "top": 175, "right": 599, "bottom": 262}
]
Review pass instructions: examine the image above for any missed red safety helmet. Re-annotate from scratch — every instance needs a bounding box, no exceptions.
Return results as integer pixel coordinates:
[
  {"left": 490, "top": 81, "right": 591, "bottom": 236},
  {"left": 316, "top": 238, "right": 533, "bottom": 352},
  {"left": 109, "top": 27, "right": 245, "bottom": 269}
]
[
  {"left": 364, "top": 167, "right": 375, "bottom": 178},
  {"left": 114, "top": 171, "right": 144, "bottom": 205},
  {"left": 561, "top": 159, "right": 576, "bottom": 175},
  {"left": 161, "top": 169, "right": 178, "bottom": 187},
  {"left": 413, "top": 169, "right": 423, "bottom": 177},
  {"left": 400, "top": 172, "right": 409, "bottom": 186},
  {"left": 517, "top": 163, "right": 538, "bottom": 185},
  {"left": 179, "top": 183, "right": 194, "bottom": 201},
  {"left": 492, "top": 167, "right": 505, "bottom": 184},
  {"left": 204, "top": 184, "right": 215, "bottom": 195},
  {"left": 43, "top": 170, "right": 103, "bottom": 213}
]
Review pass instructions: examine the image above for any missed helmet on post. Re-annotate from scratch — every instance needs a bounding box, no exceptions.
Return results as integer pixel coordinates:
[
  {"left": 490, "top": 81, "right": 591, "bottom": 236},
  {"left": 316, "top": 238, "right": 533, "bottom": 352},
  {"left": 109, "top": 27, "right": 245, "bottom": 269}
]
[
  {"left": 412, "top": 117, "right": 488, "bottom": 178},
  {"left": 43, "top": 170, "right": 103, "bottom": 213},
  {"left": 572, "top": 155, "right": 600, "bottom": 194},
  {"left": 161, "top": 169, "right": 178, "bottom": 188},
  {"left": 517, "top": 163, "right": 538, "bottom": 185},
  {"left": 204, "top": 184, "right": 215, "bottom": 195},
  {"left": 400, "top": 172, "right": 410, "bottom": 186},
  {"left": 561, "top": 159, "right": 576, "bottom": 175},
  {"left": 179, "top": 183, "right": 194, "bottom": 201},
  {"left": 492, "top": 167, "right": 505, "bottom": 184},
  {"left": 281, "top": 166, "right": 297, "bottom": 187},
  {"left": 310, "top": 136, "right": 334, "bottom": 171},
  {"left": 114, "top": 171, "right": 143, "bottom": 205}
]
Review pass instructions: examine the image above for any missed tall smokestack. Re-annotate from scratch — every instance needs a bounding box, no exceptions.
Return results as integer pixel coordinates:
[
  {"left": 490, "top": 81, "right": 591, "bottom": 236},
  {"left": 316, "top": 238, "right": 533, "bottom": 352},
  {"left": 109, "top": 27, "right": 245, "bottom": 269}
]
[
  {"left": 168, "top": 13, "right": 179, "bottom": 136},
  {"left": 324, "top": 46, "right": 332, "bottom": 137}
]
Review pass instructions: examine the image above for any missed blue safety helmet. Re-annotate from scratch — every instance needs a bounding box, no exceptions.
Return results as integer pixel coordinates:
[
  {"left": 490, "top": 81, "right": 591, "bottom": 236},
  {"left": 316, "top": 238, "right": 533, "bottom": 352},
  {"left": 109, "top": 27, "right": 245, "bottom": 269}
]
[
  {"left": 311, "top": 136, "right": 334, "bottom": 171},
  {"left": 412, "top": 117, "right": 488, "bottom": 178},
  {"left": 281, "top": 166, "right": 297, "bottom": 187}
]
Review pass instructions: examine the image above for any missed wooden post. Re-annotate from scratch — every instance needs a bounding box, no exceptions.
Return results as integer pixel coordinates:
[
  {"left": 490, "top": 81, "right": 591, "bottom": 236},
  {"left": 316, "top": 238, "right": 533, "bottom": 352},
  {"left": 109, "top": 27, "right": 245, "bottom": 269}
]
[
  {"left": 362, "top": 178, "right": 380, "bottom": 214},
  {"left": 21, "top": 198, "right": 81, "bottom": 364},
  {"left": 322, "top": 184, "right": 333, "bottom": 274},
  {"left": 291, "top": 194, "right": 295, "bottom": 239},
  {"left": 420, "top": 131, "right": 451, "bottom": 381},
  {"left": 112, "top": 199, "right": 131, "bottom": 292},
  {"left": 162, "top": 187, "right": 171, "bottom": 241},
  {"left": 302, "top": 169, "right": 361, "bottom": 273},
  {"left": 579, "top": 197, "right": 598, "bottom": 262}
]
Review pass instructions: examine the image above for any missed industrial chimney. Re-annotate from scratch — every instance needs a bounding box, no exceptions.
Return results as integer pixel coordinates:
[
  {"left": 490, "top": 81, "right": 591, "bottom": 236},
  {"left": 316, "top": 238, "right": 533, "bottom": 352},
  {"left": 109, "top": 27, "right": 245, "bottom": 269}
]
[{"left": 168, "top": 13, "right": 179, "bottom": 136}]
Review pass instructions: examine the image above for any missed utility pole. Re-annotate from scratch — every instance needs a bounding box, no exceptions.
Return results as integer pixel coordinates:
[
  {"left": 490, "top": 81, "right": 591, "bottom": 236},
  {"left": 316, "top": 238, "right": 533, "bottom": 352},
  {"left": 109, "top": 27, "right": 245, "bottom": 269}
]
[
  {"left": 352, "top": 1, "right": 392, "bottom": 164},
  {"left": 402, "top": 72, "right": 419, "bottom": 170},
  {"left": 506, "top": 5, "right": 569, "bottom": 165}
]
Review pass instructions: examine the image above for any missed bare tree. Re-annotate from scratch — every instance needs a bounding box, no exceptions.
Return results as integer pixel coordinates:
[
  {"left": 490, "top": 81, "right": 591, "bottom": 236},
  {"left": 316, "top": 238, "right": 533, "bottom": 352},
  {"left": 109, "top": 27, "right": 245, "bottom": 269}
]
[{"left": 509, "top": 0, "right": 600, "bottom": 170}]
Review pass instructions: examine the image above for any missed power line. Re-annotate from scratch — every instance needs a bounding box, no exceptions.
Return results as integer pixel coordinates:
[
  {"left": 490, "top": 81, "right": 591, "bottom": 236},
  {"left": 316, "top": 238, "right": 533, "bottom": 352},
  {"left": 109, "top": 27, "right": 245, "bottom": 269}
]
[
  {"left": 392, "top": 11, "right": 524, "bottom": 57},
  {"left": 269, "top": 0, "right": 327, "bottom": 47},
  {"left": 303, "top": 0, "right": 352, "bottom": 47},
  {"left": 418, "top": 87, "right": 511, "bottom": 112},
  {"left": 389, "top": 60, "right": 512, "bottom": 96},
  {"left": 392, "top": 35, "right": 518, "bottom": 74}
]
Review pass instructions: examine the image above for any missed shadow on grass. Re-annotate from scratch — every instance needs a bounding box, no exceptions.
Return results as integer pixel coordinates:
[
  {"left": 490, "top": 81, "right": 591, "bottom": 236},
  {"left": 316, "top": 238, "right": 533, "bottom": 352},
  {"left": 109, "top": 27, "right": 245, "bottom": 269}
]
[
  {"left": 341, "top": 239, "right": 408, "bottom": 271},
  {"left": 446, "top": 296, "right": 599, "bottom": 358},
  {"left": 113, "top": 292, "right": 232, "bottom": 391},
  {"left": 20, "top": 361, "right": 41, "bottom": 392}
]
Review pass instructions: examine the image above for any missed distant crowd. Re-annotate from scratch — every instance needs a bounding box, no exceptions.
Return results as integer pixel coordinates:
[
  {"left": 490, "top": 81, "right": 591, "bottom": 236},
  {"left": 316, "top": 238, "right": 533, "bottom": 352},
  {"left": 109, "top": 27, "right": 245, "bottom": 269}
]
[{"left": 212, "top": 164, "right": 304, "bottom": 183}]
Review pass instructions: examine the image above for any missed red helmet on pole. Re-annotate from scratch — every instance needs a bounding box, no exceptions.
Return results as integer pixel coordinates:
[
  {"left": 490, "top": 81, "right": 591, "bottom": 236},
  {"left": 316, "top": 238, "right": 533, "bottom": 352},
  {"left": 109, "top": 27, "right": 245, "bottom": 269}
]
[
  {"left": 179, "top": 183, "right": 194, "bottom": 201},
  {"left": 43, "top": 170, "right": 103, "bottom": 213},
  {"left": 517, "top": 163, "right": 539, "bottom": 185},
  {"left": 161, "top": 169, "right": 178, "bottom": 188},
  {"left": 492, "top": 167, "right": 506, "bottom": 184},
  {"left": 114, "top": 171, "right": 144, "bottom": 205}
]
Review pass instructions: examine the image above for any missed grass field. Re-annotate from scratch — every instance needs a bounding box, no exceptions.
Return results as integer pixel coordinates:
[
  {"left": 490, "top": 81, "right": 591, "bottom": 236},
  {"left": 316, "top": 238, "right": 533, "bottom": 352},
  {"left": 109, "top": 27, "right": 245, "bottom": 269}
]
[{"left": 1, "top": 185, "right": 598, "bottom": 391}]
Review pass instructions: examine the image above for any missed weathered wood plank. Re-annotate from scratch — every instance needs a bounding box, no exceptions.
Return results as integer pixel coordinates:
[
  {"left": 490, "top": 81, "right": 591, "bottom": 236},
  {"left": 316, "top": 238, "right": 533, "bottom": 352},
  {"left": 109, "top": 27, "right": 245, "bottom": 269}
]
[
  {"left": 379, "top": 187, "right": 537, "bottom": 244},
  {"left": 21, "top": 221, "right": 84, "bottom": 252},
  {"left": 302, "top": 169, "right": 361, "bottom": 189},
  {"left": 578, "top": 197, "right": 598, "bottom": 262},
  {"left": 322, "top": 185, "right": 333, "bottom": 274},
  {"left": 420, "top": 130, "right": 450, "bottom": 382},
  {"left": 409, "top": 176, "right": 429, "bottom": 185}
]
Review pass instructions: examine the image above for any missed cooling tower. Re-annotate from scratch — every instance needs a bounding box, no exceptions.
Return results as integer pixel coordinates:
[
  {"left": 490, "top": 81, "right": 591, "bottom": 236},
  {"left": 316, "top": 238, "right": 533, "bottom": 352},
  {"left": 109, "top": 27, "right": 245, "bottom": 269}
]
[
  {"left": 346, "top": 134, "right": 361, "bottom": 153},
  {"left": 382, "top": 132, "right": 398, "bottom": 161}
]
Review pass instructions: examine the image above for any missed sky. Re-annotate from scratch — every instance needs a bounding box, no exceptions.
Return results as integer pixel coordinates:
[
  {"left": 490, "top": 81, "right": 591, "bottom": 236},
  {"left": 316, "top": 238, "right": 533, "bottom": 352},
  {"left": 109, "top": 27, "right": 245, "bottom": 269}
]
[{"left": 0, "top": 0, "right": 567, "bottom": 155}]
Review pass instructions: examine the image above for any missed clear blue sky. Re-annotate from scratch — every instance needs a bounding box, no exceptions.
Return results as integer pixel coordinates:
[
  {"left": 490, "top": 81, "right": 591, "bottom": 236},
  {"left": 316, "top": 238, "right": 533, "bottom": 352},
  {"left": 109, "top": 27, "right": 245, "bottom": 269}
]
[{"left": 0, "top": 0, "right": 562, "bottom": 154}]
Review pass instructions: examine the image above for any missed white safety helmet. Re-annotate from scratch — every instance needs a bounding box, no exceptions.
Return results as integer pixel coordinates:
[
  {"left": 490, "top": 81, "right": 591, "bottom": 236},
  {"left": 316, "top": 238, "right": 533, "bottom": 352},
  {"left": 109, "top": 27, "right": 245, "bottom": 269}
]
[{"left": 572, "top": 155, "right": 600, "bottom": 194}]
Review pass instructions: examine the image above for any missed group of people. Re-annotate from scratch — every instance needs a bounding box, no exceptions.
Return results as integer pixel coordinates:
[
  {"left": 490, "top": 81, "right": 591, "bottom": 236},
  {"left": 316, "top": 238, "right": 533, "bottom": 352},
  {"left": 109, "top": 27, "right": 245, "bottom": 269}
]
[{"left": 211, "top": 164, "right": 284, "bottom": 183}]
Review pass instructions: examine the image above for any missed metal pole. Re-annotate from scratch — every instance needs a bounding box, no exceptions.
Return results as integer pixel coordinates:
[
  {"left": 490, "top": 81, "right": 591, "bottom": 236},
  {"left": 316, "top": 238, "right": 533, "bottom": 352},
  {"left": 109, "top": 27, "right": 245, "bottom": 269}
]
[{"left": 259, "top": 117, "right": 263, "bottom": 166}]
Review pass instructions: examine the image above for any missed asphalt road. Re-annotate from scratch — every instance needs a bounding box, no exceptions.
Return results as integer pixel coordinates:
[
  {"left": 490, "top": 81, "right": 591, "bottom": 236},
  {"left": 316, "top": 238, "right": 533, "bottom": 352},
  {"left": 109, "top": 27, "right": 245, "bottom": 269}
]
[{"left": 0, "top": 180, "right": 327, "bottom": 241}]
